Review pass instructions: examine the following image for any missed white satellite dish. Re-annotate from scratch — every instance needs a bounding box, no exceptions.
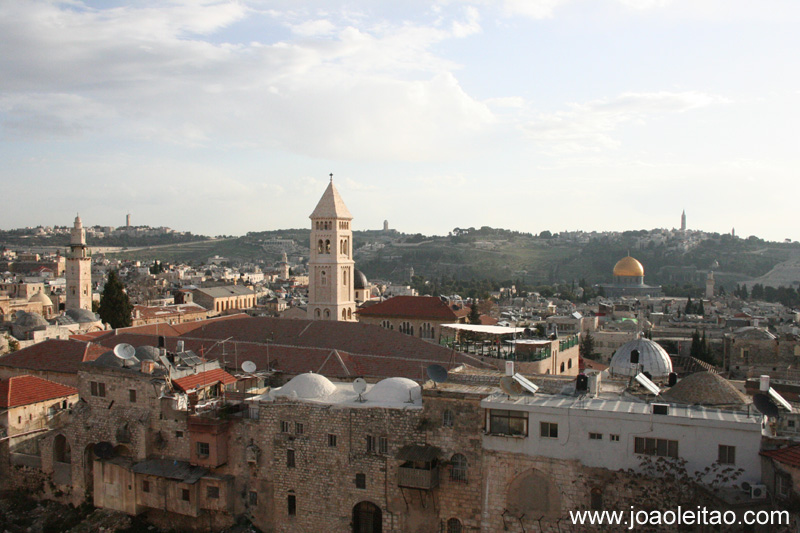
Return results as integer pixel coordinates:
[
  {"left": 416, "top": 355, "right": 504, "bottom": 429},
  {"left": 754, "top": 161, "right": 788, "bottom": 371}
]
[
  {"left": 512, "top": 373, "right": 539, "bottom": 394},
  {"left": 242, "top": 360, "right": 257, "bottom": 374},
  {"left": 634, "top": 373, "right": 661, "bottom": 396},
  {"left": 353, "top": 377, "right": 367, "bottom": 402},
  {"left": 114, "top": 343, "right": 136, "bottom": 360}
]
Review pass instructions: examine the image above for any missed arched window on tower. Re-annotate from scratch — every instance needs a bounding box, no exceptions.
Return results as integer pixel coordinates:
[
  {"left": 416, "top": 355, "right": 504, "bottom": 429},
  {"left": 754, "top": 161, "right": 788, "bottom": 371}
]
[
  {"left": 321, "top": 270, "right": 327, "bottom": 286},
  {"left": 314, "top": 309, "right": 320, "bottom": 318},
  {"left": 347, "top": 309, "right": 352, "bottom": 320},
  {"left": 450, "top": 453, "right": 468, "bottom": 482},
  {"left": 318, "top": 240, "right": 324, "bottom": 253},
  {"left": 325, "top": 240, "right": 331, "bottom": 254},
  {"left": 324, "top": 309, "right": 330, "bottom": 319}
]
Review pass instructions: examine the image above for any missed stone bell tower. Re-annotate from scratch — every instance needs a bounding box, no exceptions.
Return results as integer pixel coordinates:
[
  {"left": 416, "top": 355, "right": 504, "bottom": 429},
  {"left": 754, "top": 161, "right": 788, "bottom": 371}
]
[{"left": 66, "top": 214, "right": 92, "bottom": 311}]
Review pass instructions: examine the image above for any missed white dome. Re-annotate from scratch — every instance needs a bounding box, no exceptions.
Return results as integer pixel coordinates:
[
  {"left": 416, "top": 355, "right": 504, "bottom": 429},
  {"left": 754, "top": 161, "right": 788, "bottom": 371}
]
[
  {"left": 609, "top": 337, "right": 673, "bottom": 378},
  {"left": 365, "top": 377, "right": 421, "bottom": 403},
  {"left": 274, "top": 373, "right": 337, "bottom": 400}
]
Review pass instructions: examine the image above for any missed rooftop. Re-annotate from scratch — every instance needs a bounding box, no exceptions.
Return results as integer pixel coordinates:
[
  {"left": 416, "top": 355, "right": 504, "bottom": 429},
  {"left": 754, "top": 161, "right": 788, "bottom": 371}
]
[
  {"left": 356, "top": 296, "right": 470, "bottom": 320},
  {"left": 0, "top": 375, "right": 78, "bottom": 408}
]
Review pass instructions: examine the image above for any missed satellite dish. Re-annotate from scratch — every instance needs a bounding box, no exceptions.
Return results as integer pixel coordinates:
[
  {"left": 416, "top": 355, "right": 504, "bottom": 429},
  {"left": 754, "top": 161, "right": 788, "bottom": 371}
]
[
  {"left": 114, "top": 343, "right": 136, "bottom": 360},
  {"left": 353, "top": 377, "right": 367, "bottom": 394},
  {"left": 513, "top": 373, "right": 540, "bottom": 394},
  {"left": 242, "top": 360, "right": 257, "bottom": 373},
  {"left": 499, "top": 376, "right": 524, "bottom": 396},
  {"left": 426, "top": 364, "right": 448, "bottom": 384},
  {"left": 94, "top": 441, "right": 115, "bottom": 460},
  {"left": 753, "top": 393, "right": 780, "bottom": 418}
]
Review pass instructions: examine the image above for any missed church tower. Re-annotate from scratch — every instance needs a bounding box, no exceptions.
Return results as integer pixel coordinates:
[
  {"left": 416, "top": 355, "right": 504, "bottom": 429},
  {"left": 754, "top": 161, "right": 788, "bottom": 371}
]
[
  {"left": 681, "top": 210, "right": 686, "bottom": 231},
  {"left": 66, "top": 215, "right": 92, "bottom": 311},
  {"left": 307, "top": 176, "right": 356, "bottom": 321},
  {"left": 706, "top": 271, "right": 715, "bottom": 300}
]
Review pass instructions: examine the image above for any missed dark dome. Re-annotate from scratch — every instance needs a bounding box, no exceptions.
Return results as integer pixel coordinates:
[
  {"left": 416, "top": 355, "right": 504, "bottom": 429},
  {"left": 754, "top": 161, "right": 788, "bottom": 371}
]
[
  {"left": 354, "top": 268, "right": 368, "bottom": 290},
  {"left": 92, "top": 351, "right": 125, "bottom": 368},
  {"left": 14, "top": 311, "right": 48, "bottom": 329},
  {"left": 135, "top": 345, "right": 161, "bottom": 361},
  {"left": 66, "top": 308, "right": 98, "bottom": 323}
]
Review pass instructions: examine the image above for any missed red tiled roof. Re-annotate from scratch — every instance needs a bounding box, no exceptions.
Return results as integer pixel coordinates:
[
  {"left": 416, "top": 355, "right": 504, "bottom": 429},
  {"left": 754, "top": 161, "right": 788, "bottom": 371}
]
[
  {"left": 173, "top": 368, "right": 237, "bottom": 393},
  {"left": 580, "top": 358, "right": 609, "bottom": 372},
  {"left": 0, "top": 375, "right": 78, "bottom": 407},
  {"left": 0, "top": 339, "right": 107, "bottom": 374},
  {"left": 761, "top": 446, "right": 800, "bottom": 468},
  {"left": 356, "top": 296, "right": 468, "bottom": 320},
  {"left": 479, "top": 315, "right": 498, "bottom": 326}
]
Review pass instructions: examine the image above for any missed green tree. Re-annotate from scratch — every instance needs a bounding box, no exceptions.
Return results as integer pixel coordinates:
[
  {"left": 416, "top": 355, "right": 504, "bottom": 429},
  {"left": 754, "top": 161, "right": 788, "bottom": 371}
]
[
  {"left": 98, "top": 271, "right": 133, "bottom": 328},
  {"left": 579, "top": 333, "right": 596, "bottom": 360},
  {"left": 685, "top": 296, "right": 693, "bottom": 315},
  {"left": 468, "top": 301, "right": 481, "bottom": 325},
  {"left": 697, "top": 299, "right": 705, "bottom": 316}
]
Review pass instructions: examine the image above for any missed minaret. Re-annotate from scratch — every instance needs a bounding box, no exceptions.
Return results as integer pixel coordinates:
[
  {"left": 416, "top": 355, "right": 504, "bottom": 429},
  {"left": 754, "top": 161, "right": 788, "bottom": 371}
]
[
  {"left": 66, "top": 214, "right": 92, "bottom": 311},
  {"left": 681, "top": 210, "right": 686, "bottom": 231},
  {"left": 706, "top": 271, "right": 715, "bottom": 300},
  {"left": 307, "top": 175, "right": 356, "bottom": 321},
  {"left": 279, "top": 251, "right": 290, "bottom": 279}
]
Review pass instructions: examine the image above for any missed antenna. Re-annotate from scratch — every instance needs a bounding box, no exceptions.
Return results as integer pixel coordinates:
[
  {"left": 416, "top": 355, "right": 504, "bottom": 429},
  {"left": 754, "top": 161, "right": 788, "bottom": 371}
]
[
  {"left": 426, "top": 364, "right": 448, "bottom": 388},
  {"left": 753, "top": 393, "right": 780, "bottom": 418},
  {"left": 242, "top": 361, "right": 256, "bottom": 374},
  {"left": 499, "top": 376, "right": 524, "bottom": 397},
  {"left": 634, "top": 373, "right": 661, "bottom": 396},
  {"left": 353, "top": 377, "right": 367, "bottom": 402},
  {"left": 512, "top": 373, "right": 539, "bottom": 394}
]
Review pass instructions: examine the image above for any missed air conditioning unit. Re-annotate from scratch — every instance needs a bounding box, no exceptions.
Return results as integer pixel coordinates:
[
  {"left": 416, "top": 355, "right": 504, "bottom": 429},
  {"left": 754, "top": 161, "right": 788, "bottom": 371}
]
[{"left": 750, "top": 484, "right": 768, "bottom": 499}]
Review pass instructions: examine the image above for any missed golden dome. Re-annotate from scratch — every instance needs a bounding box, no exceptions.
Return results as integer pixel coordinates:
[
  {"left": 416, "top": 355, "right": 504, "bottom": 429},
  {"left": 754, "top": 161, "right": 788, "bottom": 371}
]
[{"left": 613, "top": 256, "right": 644, "bottom": 277}]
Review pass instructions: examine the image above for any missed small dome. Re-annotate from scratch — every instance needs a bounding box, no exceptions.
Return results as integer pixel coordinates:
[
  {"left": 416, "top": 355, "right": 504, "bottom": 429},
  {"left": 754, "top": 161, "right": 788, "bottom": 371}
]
[
  {"left": 14, "top": 311, "right": 49, "bottom": 329},
  {"left": 365, "top": 377, "right": 421, "bottom": 403},
  {"left": 613, "top": 256, "right": 645, "bottom": 277},
  {"left": 662, "top": 372, "right": 749, "bottom": 407},
  {"left": 274, "top": 373, "right": 337, "bottom": 400},
  {"left": 66, "top": 308, "right": 98, "bottom": 323},
  {"left": 354, "top": 269, "right": 368, "bottom": 291},
  {"left": 92, "top": 351, "right": 125, "bottom": 368},
  {"left": 135, "top": 345, "right": 161, "bottom": 361},
  {"left": 609, "top": 337, "right": 673, "bottom": 378},
  {"left": 29, "top": 291, "right": 53, "bottom": 307}
]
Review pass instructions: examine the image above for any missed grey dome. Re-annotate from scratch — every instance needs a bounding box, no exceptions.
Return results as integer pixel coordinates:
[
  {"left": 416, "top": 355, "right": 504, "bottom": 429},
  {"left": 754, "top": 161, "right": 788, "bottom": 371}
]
[
  {"left": 66, "top": 308, "right": 98, "bottom": 323},
  {"left": 14, "top": 311, "right": 48, "bottom": 329},
  {"left": 662, "top": 372, "right": 749, "bottom": 407},
  {"left": 354, "top": 269, "right": 368, "bottom": 291},
  {"left": 92, "top": 351, "right": 125, "bottom": 368},
  {"left": 135, "top": 345, "right": 161, "bottom": 361},
  {"left": 609, "top": 337, "right": 673, "bottom": 378}
]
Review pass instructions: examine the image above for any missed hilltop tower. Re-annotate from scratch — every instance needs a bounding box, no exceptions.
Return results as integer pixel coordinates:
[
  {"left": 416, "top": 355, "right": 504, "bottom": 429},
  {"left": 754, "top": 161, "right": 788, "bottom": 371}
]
[
  {"left": 66, "top": 215, "right": 92, "bottom": 311},
  {"left": 681, "top": 210, "right": 686, "bottom": 231},
  {"left": 307, "top": 175, "right": 356, "bottom": 321},
  {"left": 706, "top": 271, "right": 715, "bottom": 299}
]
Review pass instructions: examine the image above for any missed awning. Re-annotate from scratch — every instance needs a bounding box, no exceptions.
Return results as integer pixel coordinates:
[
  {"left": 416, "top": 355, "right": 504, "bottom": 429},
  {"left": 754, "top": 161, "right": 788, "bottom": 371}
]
[
  {"left": 441, "top": 323, "right": 526, "bottom": 335},
  {"left": 396, "top": 444, "right": 441, "bottom": 462}
]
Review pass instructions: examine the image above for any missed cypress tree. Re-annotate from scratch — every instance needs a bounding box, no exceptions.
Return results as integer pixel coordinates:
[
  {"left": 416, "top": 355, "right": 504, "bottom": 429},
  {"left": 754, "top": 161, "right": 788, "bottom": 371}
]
[{"left": 98, "top": 270, "right": 133, "bottom": 328}]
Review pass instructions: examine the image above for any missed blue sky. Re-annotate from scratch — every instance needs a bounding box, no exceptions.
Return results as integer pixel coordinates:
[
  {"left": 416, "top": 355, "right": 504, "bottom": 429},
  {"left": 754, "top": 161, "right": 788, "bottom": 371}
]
[{"left": 1, "top": 1, "right": 797, "bottom": 240}]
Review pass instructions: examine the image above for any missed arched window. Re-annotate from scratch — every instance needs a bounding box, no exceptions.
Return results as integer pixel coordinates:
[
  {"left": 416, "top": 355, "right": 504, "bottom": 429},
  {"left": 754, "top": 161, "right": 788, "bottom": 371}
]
[
  {"left": 342, "top": 309, "right": 347, "bottom": 320},
  {"left": 399, "top": 322, "right": 413, "bottom": 336},
  {"left": 450, "top": 453, "right": 467, "bottom": 482},
  {"left": 321, "top": 270, "right": 327, "bottom": 286},
  {"left": 381, "top": 320, "right": 391, "bottom": 329},
  {"left": 447, "top": 518, "right": 462, "bottom": 533},
  {"left": 325, "top": 240, "right": 331, "bottom": 254},
  {"left": 442, "top": 409, "right": 454, "bottom": 428},
  {"left": 420, "top": 323, "right": 434, "bottom": 339},
  {"left": 318, "top": 240, "right": 324, "bottom": 253},
  {"left": 53, "top": 434, "right": 71, "bottom": 464},
  {"left": 352, "top": 501, "right": 381, "bottom": 533},
  {"left": 324, "top": 309, "right": 330, "bottom": 319},
  {"left": 347, "top": 309, "right": 352, "bottom": 320},
  {"left": 568, "top": 358, "right": 572, "bottom": 369},
  {"left": 314, "top": 309, "right": 320, "bottom": 318}
]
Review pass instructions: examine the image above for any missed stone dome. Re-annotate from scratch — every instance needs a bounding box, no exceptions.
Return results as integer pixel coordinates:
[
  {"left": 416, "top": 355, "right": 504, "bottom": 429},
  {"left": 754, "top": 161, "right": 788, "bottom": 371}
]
[
  {"left": 29, "top": 291, "right": 53, "bottom": 307},
  {"left": 354, "top": 269, "right": 368, "bottom": 291},
  {"left": 92, "top": 351, "right": 125, "bottom": 368},
  {"left": 274, "top": 373, "right": 337, "bottom": 400},
  {"left": 613, "top": 256, "right": 645, "bottom": 277},
  {"left": 135, "top": 345, "right": 161, "bottom": 361},
  {"left": 66, "top": 308, "right": 98, "bottom": 323},
  {"left": 365, "top": 377, "right": 421, "bottom": 404},
  {"left": 14, "top": 311, "right": 48, "bottom": 329},
  {"left": 662, "top": 372, "right": 749, "bottom": 407},
  {"left": 609, "top": 337, "right": 673, "bottom": 378}
]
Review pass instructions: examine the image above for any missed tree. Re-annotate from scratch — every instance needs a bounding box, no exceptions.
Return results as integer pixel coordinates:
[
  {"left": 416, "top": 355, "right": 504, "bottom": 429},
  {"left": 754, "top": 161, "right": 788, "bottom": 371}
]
[
  {"left": 697, "top": 299, "right": 705, "bottom": 316},
  {"left": 468, "top": 301, "right": 481, "bottom": 325},
  {"left": 579, "top": 333, "right": 596, "bottom": 360},
  {"left": 98, "top": 270, "right": 133, "bottom": 328},
  {"left": 685, "top": 296, "right": 693, "bottom": 315}
]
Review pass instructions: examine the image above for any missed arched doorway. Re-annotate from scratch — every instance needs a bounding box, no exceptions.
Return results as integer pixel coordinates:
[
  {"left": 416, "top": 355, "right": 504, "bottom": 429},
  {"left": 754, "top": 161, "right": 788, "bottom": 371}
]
[
  {"left": 53, "top": 434, "right": 71, "bottom": 464},
  {"left": 352, "top": 501, "right": 382, "bottom": 533}
]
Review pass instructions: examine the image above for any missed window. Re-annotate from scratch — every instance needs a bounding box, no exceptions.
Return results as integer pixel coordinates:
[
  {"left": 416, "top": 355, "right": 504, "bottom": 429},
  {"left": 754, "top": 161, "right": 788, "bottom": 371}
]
[
  {"left": 328, "top": 434, "right": 337, "bottom": 447},
  {"left": 634, "top": 437, "right": 679, "bottom": 458},
  {"left": 450, "top": 454, "right": 468, "bottom": 483},
  {"left": 249, "top": 491, "right": 258, "bottom": 505},
  {"left": 175, "top": 431, "right": 183, "bottom": 438},
  {"left": 718, "top": 445, "right": 736, "bottom": 465},
  {"left": 560, "top": 362, "right": 565, "bottom": 373},
  {"left": 207, "top": 486, "right": 219, "bottom": 499},
  {"left": 789, "top": 420, "right": 796, "bottom": 429},
  {"left": 488, "top": 410, "right": 528, "bottom": 436},
  {"left": 777, "top": 472, "right": 792, "bottom": 498},
  {"left": 610, "top": 434, "right": 620, "bottom": 442},
  {"left": 197, "top": 442, "right": 210, "bottom": 458},
  {"left": 447, "top": 518, "right": 463, "bottom": 533},
  {"left": 181, "top": 488, "right": 190, "bottom": 501},
  {"left": 287, "top": 449, "right": 295, "bottom": 468},
  {"left": 129, "top": 389, "right": 136, "bottom": 403},
  {"left": 280, "top": 420, "right": 290, "bottom": 433},
  {"left": 540, "top": 422, "right": 558, "bottom": 439},
  {"left": 366, "top": 435, "right": 376, "bottom": 453},
  {"left": 568, "top": 358, "right": 573, "bottom": 369},
  {"left": 142, "top": 480, "right": 150, "bottom": 493},
  {"left": 443, "top": 409, "right": 454, "bottom": 428},
  {"left": 288, "top": 494, "right": 296, "bottom": 516},
  {"left": 590, "top": 488, "right": 603, "bottom": 510},
  {"left": 378, "top": 436, "right": 388, "bottom": 455},
  {"left": 589, "top": 432, "right": 603, "bottom": 440},
  {"left": 90, "top": 381, "right": 106, "bottom": 397},
  {"left": 355, "top": 473, "right": 366, "bottom": 489},
  {"left": 295, "top": 422, "right": 304, "bottom": 435}
]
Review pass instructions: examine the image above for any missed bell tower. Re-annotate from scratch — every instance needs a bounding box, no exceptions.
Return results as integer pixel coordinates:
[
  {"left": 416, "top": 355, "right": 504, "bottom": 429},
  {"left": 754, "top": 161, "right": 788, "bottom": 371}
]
[
  {"left": 66, "top": 214, "right": 92, "bottom": 311},
  {"left": 307, "top": 175, "right": 356, "bottom": 321}
]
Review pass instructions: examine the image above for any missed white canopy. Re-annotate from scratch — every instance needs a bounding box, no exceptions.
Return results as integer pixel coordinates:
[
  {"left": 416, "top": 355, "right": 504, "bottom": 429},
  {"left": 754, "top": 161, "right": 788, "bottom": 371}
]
[{"left": 441, "top": 323, "right": 526, "bottom": 335}]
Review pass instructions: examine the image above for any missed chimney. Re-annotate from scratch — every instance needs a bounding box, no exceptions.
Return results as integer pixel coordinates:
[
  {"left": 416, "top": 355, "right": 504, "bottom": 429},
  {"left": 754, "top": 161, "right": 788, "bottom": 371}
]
[
  {"left": 760, "top": 375, "right": 770, "bottom": 392},
  {"left": 505, "top": 361, "right": 514, "bottom": 376},
  {"left": 141, "top": 360, "right": 155, "bottom": 374}
]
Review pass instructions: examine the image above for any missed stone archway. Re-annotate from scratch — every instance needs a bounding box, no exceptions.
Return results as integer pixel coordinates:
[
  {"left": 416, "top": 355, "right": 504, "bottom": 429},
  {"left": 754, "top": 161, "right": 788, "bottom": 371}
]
[
  {"left": 506, "top": 468, "right": 562, "bottom": 520},
  {"left": 352, "top": 501, "right": 382, "bottom": 533}
]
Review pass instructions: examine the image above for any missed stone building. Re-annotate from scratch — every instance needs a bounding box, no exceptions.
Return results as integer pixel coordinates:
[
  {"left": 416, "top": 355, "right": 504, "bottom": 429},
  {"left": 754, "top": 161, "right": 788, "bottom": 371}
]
[
  {"left": 192, "top": 285, "right": 256, "bottom": 315},
  {"left": 356, "top": 296, "right": 469, "bottom": 342},
  {"left": 723, "top": 327, "right": 800, "bottom": 376}
]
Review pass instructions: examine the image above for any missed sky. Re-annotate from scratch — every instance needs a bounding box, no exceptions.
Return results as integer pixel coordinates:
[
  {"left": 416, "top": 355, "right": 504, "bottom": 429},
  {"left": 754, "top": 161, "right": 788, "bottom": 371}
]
[{"left": 1, "top": 0, "right": 798, "bottom": 241}]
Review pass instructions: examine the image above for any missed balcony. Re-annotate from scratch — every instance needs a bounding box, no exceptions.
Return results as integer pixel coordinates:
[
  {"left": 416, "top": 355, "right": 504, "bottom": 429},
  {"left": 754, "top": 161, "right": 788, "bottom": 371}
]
[{"left": 398, "top": 466, "right": 439, "bottom": 490}]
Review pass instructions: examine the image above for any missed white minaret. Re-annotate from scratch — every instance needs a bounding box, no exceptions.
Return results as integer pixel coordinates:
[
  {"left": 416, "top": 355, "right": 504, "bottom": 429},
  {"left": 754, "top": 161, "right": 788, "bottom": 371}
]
[
  {"left": 307, "top": 175, "right": 356, "bottom": 321},
  {"left": 66, "top": 214, "right": 92, "bottom": 311}
]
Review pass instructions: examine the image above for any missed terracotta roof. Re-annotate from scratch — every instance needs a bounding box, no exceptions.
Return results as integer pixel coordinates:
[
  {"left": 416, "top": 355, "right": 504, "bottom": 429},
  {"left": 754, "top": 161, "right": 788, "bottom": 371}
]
[
  {"left": 0, "top": 375, "right": 78, "bottom": 407},
  {"left": 761, "top": 446, "right": 800, "bottom": 468},
  {"left": 479, "top": 314, "right": 498, "bottom": 326},
  {"left": 309, "top": 180, "right": 352, "bottom": 219},
  {"left": 173, "top": 368, "right": 237, "bottom": 392},
  {"left": 0, "top": 339, "right": 107, "bottom": 374},
  {"left": 356, "top": 296, "right": 469, "bottom": 320}
]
